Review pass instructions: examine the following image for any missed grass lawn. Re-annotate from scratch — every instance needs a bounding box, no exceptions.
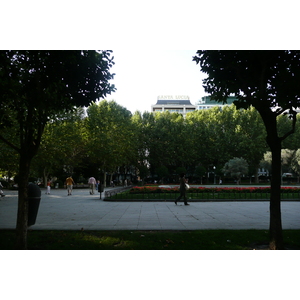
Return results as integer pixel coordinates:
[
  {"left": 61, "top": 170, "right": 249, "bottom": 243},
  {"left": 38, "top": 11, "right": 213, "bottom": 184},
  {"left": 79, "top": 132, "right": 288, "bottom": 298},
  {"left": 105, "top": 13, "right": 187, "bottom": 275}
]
[{"left": 1, "top": 229, "right": 300, "bottom": 250}]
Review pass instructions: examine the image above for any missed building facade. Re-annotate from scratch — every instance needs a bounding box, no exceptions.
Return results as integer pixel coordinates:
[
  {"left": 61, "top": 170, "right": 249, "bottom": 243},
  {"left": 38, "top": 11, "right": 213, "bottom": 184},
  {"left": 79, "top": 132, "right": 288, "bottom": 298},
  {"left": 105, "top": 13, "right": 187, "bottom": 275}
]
[
  {"left": 195, "top": 96, "right": 237, "bottom": 110},
  {"left": 151, "top": 95, "right": 197, "bottom": 117}
]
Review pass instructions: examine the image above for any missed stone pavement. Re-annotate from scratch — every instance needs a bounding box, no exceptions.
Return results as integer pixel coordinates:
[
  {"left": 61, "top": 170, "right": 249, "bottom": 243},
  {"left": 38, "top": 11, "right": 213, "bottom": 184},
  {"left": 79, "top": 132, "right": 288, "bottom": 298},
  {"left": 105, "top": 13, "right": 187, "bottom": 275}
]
[{"left": 0, "top": 187, "right": 299, "bottom": 230}]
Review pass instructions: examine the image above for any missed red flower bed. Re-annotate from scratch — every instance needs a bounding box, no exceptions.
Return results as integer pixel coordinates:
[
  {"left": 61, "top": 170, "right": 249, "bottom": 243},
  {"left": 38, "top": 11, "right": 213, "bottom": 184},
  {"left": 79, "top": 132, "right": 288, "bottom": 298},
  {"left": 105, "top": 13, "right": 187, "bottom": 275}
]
[
  {"left": 130, "top": 186, "right": 300, "bottom": 194},
  {"left": 130, "top": 186, "right": 179, "bottom": 194}
]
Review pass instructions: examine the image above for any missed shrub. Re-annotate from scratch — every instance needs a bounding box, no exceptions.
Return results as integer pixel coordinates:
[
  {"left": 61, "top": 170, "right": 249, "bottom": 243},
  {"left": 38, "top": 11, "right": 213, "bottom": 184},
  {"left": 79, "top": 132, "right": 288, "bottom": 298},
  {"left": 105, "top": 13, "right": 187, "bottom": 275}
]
[{"left": 129, "top": 186, "right": 300, "bottom": 194}]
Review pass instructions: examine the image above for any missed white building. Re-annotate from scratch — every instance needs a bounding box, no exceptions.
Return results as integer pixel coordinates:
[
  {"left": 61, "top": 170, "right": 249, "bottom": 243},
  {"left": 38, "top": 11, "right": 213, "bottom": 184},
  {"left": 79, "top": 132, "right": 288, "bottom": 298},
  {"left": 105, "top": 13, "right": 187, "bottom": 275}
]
[{"left": 151, "top": 95, "right": 197, "bottom": 117}]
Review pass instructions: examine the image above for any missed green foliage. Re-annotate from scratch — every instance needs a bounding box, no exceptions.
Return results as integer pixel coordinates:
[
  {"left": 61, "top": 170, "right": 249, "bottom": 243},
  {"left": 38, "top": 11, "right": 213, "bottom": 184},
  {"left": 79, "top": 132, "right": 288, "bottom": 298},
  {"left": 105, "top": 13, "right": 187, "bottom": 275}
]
[
  {"left": 156, "top": 165, "right": 169, "bottom": 182},
  {"left": 86, "top": 100, "right": 134, "bottom": 174},
  {"left": 186, "top": 105, "right": 267, "bottom": 178},
  {"left": 292, "top": 149, "right": 300, "bottom": 175},
  {"left": 30, "top": 103, "right": 300, "bottom": 184},
  {"left": 0, "top": 51, "right": 115, "bottom": 154},
  {"left": 0, "top": 50, "right": 115, "bottom": 163},
  {"left": 31, "top": 107, "right": 88, "bottom": 183},
  {"left": 223, "top": 157, "right": 249, "bottom": 184},
  {"left": 193, "top": 50, "right": 300, "bottom": 112}
]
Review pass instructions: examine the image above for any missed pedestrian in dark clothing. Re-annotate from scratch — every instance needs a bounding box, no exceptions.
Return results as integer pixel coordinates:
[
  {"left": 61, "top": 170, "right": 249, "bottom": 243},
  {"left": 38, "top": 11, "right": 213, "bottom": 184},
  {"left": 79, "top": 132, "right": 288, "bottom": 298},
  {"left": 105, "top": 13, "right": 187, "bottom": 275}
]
[{"left": 175, "top": 173, "right": 189, "bottom": 205}]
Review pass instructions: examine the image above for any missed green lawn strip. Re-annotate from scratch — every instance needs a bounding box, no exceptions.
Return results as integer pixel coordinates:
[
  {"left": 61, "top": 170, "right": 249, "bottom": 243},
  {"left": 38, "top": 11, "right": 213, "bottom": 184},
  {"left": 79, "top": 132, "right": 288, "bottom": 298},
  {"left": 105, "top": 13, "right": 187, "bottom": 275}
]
[{"left": 1, "top": 230, "right": 299, "bottom": 250}]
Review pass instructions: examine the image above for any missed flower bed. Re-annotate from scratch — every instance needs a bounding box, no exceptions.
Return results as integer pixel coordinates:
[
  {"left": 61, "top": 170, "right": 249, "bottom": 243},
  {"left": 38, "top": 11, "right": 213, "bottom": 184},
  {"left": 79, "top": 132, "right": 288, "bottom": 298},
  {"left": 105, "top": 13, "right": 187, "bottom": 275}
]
[
  {"left": 129, "top": 186, "right": 300, "bottom": 194},
  {"left": 129, "top": 186, "right": 179, "bottom": 194},
  {"left": 103, "top": 186, "right": 300, "bottom": 201}
]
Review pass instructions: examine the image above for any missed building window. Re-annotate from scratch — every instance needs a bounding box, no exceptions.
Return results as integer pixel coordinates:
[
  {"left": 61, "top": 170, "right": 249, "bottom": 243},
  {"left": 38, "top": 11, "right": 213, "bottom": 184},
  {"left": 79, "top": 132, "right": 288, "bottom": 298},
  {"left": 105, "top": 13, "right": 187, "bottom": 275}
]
[{"left": 165, "top": 109, "right": 183, "bottom": 113}]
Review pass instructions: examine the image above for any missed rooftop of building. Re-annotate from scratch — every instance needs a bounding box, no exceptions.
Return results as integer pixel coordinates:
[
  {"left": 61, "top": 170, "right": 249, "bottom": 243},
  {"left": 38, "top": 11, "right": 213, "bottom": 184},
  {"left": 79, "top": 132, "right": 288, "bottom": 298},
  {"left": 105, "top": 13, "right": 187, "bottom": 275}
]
[{"left": 153, "top": 99, "right": 194, "bottom": 106}]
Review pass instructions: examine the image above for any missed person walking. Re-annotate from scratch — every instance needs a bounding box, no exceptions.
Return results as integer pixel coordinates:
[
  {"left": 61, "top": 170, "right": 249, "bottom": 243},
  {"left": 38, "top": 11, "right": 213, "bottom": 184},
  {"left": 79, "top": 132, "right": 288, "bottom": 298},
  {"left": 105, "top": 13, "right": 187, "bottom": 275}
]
[
  {"left": 46, "top": 180, "right": 51, "bottom": 194},
  {"left": 65, "top": 176, "right": 75, "bottom": 196},
  {"left": 88, "top": 176, "right": 96, "bottom": 195},
  {"left": 96, "top": 180, "right": 99, "bottom": 191},
  {"left": 175, "top": 173, "right": 189, "bottom": 205}
]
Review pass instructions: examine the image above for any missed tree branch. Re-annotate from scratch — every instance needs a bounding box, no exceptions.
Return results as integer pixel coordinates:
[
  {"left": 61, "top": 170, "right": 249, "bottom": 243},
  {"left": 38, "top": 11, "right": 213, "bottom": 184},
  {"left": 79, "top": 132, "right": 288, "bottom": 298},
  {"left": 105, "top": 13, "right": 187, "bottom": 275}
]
[
  {"left": 0, "top": 134, "right": 20, "bottom": 153},
  {"left": 279, "top": 110, "right": 297, "bottom": 142}
]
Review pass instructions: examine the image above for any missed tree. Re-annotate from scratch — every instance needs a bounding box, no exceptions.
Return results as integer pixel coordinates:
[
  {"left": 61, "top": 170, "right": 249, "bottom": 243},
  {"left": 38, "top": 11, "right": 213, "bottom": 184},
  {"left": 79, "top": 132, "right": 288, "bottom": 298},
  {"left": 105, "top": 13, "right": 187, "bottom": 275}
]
[
  {"left": 143, "top": 112, "right": 186, "bottom": 179},
  {"left": 291, "top": 149, "right": 300, "bottom": 182},
  {"left": 0, "top": 121, "right": 20, "bottom": 183},
  {"left": 86, "top": 100, "right": 134, "bottom": 186},
  {"left": 185, "top": 105, "right": 268, "bottom": 183},
  {"left": 223, "top": 157, "right": 249, "bottom": 184},
  {"left": 278, "top": 114, "right": 300, "bottom": 150},
  {"left": 156, "top": 165, "right": 169, "bottom": 184},
  {"left": 260, "top": 151, "right": 272, "bottom": 176},
  {"left": 31, "top": 107, "right": 88, "bottom": 186},
  {"left": 194, "top": 50, "right": 300, "bottom": 249},
  {"left": 235, "top": 106, "right": 267, "bottom": 183},
  {"left": 186, "top": 108, "right": 219, "bottom": 174},
  {"left": 131, "top": 111, "right": 152, "bottom": 183},
  {"left": 0, "top": 50, "right": 115, "bottom": 249},
  {"left": 281, "top": 149, "right": 296, "bottom": 175},
  {"left": 194, "top": 165, "right": 206, "bottom": 184}
]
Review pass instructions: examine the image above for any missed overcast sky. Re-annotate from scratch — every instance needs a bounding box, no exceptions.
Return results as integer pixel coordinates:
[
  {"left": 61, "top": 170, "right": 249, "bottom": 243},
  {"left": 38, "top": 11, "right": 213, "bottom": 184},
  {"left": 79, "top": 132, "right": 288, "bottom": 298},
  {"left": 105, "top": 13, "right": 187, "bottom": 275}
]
[{"left": 105, "top": 50, "right": 208, "bottom": 113}]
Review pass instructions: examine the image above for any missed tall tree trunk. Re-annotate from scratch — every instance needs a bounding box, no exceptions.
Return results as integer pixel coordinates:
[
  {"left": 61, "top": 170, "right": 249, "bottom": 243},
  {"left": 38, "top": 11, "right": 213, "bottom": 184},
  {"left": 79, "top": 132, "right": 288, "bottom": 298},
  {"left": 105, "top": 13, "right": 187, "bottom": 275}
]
[
  {"left": 269, "top": 143, "right": 284, "bottom": 249},
  {"left": 258, "top": 108, "right": 284, "bottom": 250},
  {"left": 43, "top": 168, "right": 49, "bottom": 188},
  {"left": 15, "top": 153, "right": 31, "bottom": 250},
  {"left": 255, "top": 166, "right": 259, "bottom": 184},
  {"left": 103, "top": 172, "right": 107, "bottom": 188}
]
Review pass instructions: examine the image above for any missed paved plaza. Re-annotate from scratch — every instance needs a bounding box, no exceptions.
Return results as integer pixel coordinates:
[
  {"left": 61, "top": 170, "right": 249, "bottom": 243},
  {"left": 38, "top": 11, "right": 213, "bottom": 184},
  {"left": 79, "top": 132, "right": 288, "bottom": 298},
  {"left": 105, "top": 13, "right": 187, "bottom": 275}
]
[{"left": 0, "top": 187, "right": 299, "bottom": 230}]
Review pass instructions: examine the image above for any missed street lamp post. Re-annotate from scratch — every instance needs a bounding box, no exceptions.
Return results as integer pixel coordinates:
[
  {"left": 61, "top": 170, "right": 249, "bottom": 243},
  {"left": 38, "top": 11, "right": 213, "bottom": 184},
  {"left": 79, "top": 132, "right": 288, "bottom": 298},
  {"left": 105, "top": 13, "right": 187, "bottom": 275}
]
[{"left": 213, "top": 166, "right": 216, "bottom": 185}]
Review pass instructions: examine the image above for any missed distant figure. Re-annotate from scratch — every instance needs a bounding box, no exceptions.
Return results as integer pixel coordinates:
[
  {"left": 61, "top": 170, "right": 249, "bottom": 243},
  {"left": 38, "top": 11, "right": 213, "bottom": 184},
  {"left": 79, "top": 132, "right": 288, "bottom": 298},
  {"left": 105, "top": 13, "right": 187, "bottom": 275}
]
[
  {"left": 46, "top": 180, "right": 51, "bottom": 194},
  {"left": 65, "top": 176, "right": 75, "bottom": 196},
  {"left": 124, "top": 179, "right": 127, "bottom": 187},
  {"left": 175, "top": 173, "right": 189, "bottom": 206},
  {"left": 88, "top": 176, "right": 97, "bottom": 195},
  {"left": 219, "top": 179, "right": 222, "bottom": 185}
]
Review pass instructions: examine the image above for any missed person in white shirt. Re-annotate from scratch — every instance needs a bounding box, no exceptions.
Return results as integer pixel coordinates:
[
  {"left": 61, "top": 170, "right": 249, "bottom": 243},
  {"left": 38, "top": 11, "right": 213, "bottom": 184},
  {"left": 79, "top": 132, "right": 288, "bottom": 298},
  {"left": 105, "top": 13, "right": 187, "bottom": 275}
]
[{"left": 88, "top": 177, "right": 97, "bottom": 195}]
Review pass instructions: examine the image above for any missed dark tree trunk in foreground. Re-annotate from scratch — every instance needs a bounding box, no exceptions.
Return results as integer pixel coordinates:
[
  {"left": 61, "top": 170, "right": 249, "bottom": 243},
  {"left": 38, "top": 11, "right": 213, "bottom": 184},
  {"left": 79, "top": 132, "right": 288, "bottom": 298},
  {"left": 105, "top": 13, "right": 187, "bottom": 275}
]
[
  {"left": 15, "top": 153, "right": 32, "bottom": 250},
  {"left": 269, "top": 145, "right": 283, "bottom": 249},
  {"left": 259, "top": 108, "right": 284, "bottom": 250}
]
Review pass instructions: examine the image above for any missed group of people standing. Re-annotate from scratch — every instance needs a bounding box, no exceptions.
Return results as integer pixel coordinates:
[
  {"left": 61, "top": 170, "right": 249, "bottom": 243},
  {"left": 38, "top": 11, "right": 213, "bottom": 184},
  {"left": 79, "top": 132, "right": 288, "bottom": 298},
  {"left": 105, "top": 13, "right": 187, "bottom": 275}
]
[
  {"left": 64, "top": 176, "right": 101, "bottom": 196},
  {"left": 88, "top": 176, "right": 101, "bottom": 195}
]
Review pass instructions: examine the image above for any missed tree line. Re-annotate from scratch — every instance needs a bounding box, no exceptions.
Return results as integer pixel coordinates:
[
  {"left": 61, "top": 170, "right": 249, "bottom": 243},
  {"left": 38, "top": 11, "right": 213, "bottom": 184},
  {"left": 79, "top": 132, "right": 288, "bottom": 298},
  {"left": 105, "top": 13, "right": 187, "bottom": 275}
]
[{"left": 2, "top": 100, "right": 300, "bottom": 186}]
